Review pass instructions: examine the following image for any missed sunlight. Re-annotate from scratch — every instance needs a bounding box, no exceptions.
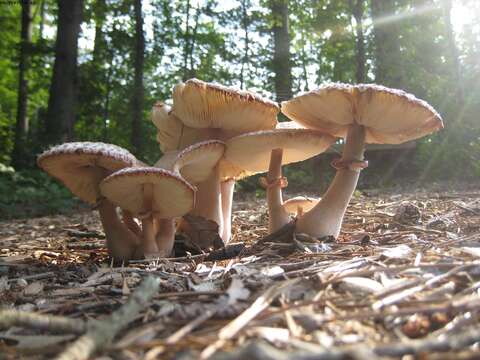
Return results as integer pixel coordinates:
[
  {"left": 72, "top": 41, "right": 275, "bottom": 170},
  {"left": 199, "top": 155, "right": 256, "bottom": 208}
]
[{"left": 451, "top": 2, "right": 475, "bottom": 33}]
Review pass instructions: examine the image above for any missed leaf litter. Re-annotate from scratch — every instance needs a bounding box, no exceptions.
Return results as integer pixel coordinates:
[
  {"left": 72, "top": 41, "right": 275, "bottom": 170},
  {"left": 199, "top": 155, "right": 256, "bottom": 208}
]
[{"left": 0, "top": 188, "right": 480, "bottom": 359}]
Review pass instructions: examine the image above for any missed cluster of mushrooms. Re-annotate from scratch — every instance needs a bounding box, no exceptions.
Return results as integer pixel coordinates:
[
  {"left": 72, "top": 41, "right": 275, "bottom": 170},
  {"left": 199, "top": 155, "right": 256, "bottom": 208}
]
[{"left": 37, "top": 79, "right": 443, "bottom": 262}]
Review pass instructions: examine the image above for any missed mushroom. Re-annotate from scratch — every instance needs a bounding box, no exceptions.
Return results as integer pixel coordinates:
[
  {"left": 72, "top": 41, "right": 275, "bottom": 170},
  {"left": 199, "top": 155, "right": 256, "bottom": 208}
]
[
  {"left": 154, "top": 79, "right": 280, "bottom": 243},
  {"left": 282, "top": 84, "right": 443, "bottom": 238},
  {"left": 154, "top": 140, "right": 226, "bottom": 248},
  {"left": 222, "top": 124, "right": 335, "bottom": 233},
  {"left": 37, "top": 142, "right": 142, "bottom": 260},
  {"left": 99, "top": 167, "right": 195, "bottom": 257},
  {"left": 282, "top": 196, "right": 319, "bottom": 218}
]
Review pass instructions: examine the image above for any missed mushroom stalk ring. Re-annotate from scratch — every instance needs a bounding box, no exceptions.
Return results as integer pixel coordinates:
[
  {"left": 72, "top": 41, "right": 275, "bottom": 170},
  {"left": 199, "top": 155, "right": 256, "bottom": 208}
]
[
  {"left": 330, "top": 159, "right": 369, "bottom": 171},
  {"left": 259, "top": 176, "right": 288, "bottom": 189}
]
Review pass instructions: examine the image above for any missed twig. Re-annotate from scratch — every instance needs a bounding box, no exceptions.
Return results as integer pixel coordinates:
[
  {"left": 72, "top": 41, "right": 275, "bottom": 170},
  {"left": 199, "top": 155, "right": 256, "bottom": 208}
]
[
  {"left": 166, "top": 308, "right": 217, "bottom": 345},
  {"left": 55, "top": 276, "right": 160, "bottom": 360},
  {"left": 0, "top": 309, "right": 86, "bottom": 334},
  {"left": 200, "top": 279, "right": 299, "bottom": 359},
  {"left": 7, "top": 271, "right": 56, "bottom": 283},
  {"left": 65, "top": 228, "right": 105, "bottom": 239},
  {"left": 211, "top": 324, "right": 480, "bottom": 359}
]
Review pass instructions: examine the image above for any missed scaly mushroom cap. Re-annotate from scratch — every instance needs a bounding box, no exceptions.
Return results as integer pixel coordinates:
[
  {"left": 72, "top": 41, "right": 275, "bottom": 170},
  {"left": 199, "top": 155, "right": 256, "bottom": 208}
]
[
  {"left": 100, "top": 167, "right": 195, "bottom": 218},
  {"left": 37, "top": 142, "right": 138, "bottom": 204},
  {"left": 172, "top": 78, "right": 279, "bottom": 134},
  {"left": 281, "top": 83, "right": 443, "bottom": 144},
  {"left": 283, "top": 196, "right": 319, "bottom": 215},
  {"left": 221, "top": 128, "right": 336, "bottom": 180},
  {"left": 174, "top": 140, "right": 225, "bottom": 184},
  {"left": 153, "top": 102, "right": 211, "bottom": 152}
]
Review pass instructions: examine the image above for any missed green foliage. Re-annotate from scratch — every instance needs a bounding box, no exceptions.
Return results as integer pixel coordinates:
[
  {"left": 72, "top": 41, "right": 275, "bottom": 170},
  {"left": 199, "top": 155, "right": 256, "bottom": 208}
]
[{"left": 0, "top": 165, "right": 80, "bottom": 219}]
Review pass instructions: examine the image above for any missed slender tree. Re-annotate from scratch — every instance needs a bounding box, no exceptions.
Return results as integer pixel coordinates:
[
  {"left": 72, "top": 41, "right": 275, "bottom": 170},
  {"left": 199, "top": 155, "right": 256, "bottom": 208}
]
[
  {"left": 350, "top": 0, "right": 366, "bottom": 83},
  {"left": 442, "top": 0, "right": 464, "bottom": 105},
  {"left": 11, "top": 0, "right": 33, "bottom": 168},
  {"left": 270, "top": 0, "right": 292, "bottom": 102},
  {"left": 370, "top": 0, "right": 404, "bottom": 87},
  {"left": 130, "top": 0, "right": 145, "bottom": 155},
  {"left": 239, "top": 0, "right": 250, "bottom": 89},
  {"left": 45, "top": 0, "right": 83, "bottom": 145}
]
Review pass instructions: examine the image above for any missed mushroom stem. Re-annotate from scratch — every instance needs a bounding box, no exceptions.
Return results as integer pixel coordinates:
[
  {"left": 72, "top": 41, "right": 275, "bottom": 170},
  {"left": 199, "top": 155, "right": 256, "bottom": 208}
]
[
  {"left": 142, "top": 184, "right": 159, "bottom": 256},
  {"left": 267, "top": 148, "right": 290, "bottom": 233},
  {"left": 190, "top": 165, "right": 223, "bottom": 236},
  {"left": 155, "top": 218, "right": 176, "bottom": 257},
  {"left": 221, "top": 179, "right": 235, "bottom": 243},
  {"left": 97, "top": 199, "right": 141, "bottom": 261},
  {"left": 122, "top": 210, "right": 142, "bottom": 236},
  {"left": 296, "top": 123, "right": 366, "bottom": 238}
]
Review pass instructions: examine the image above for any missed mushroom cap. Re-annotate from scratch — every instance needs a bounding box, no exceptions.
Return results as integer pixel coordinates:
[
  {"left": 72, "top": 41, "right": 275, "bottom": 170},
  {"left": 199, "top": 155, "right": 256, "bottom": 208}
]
[
  {"left": 221, "top": 128, "right": 336, "bottom": 180},
  {"left": 174, "top": 140, "right": 225, "bottom": 184},
  {"left": 281, "top": 83, "right": 443, "bottom": 144},
  {"left": 283, "top": 196, "right": 319, "bottom": 215},
  {"left": 37, "top": 142, "right": 138, "bottom": 204},
  {"left": 153, "top": 102, "right": 211, "bottom": 152},
  {"left": 172, "top": 78, "right": 279, "bottom": 133},
  {"left": 99, "top": 167, "right": 195, "bottom": 218}
]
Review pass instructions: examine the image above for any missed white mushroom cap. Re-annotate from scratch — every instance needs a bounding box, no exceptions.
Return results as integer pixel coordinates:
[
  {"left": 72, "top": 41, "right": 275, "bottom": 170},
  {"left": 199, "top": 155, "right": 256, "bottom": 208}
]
[
  {"left": 283, "top": 196, "right": 319, "bottom": 215},
  {"left": 221, "top": 128, "right": 336, "bottom": 180},
  {"left": 154, "top": 141, "right": 225, "bottom": 184},
  {"left": 153, "top": 102, "right": 211, "bottom": 152},
  {"left": 99, "top": 167, "right": 195, "bottom": 218},
  {"left": 174, "top": 140, "right": 225, "bottom": 184},
  {"left": 172, "top": 79, "right": 279, "bottom": 133},
  {"left": 37, "top": 142, "right": 138, "bottom": 204},
  {"left": 281, "top": 83, "right": 443, "bottom": 144}
]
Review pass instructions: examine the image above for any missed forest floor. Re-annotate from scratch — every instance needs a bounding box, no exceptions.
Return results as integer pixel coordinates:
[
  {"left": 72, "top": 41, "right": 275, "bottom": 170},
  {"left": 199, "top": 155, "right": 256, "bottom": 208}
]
[{"left": 1, "top": 187, "right": 480, "bottom": 359}]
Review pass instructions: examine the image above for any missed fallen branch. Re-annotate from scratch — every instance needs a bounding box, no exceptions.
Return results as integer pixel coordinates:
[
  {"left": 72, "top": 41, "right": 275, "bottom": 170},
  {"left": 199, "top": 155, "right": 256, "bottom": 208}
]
[
  {"left": 0, "top": 309, "right": 86, "bottom": 334},
  {"left": 55, "top": 275, "right": 160, "bottom": 360}
]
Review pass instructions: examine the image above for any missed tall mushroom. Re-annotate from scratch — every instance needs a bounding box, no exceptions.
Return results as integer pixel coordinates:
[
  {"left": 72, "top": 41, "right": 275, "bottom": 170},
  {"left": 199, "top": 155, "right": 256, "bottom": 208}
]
[
  {"left": 282, "top": 84, "right": 444, "bottom": 238},
  {"left": 37, "top": 142, "right": 142, "bottom": 260},
  {"left": 223, "top": 125, "right": 335, "bottom": 233},
  {"left": 100, "top": 167, "right": 195, "bottom": 257},
  {"left": 154, "top": 79, "right": 280, "bottom": 242}
]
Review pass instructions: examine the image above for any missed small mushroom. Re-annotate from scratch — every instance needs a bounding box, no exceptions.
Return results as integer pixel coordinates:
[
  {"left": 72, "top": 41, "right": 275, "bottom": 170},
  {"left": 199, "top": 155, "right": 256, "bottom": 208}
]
[
  {"left": 100, "top": 167, "right": 195, "bottom": 257},
  {"left": 155, "top": 140, "right": 226, "bottom": 245},
  {"left": 282, "top": 84, "right": 443, "bottom": 238},
  {"left": 222, "top": 124, "right": 335, "bottom": 233},
  {"left": 282, "top": 196, "right": 319, "bottom": 218},
  {"left": 37, "top": 142, "right": 142, "bottom": 261}
]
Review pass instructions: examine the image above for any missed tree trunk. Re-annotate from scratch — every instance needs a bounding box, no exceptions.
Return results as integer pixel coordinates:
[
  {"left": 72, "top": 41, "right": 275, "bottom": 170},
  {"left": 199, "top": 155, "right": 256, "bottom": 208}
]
[
  {"left": 130, "top": 0, "right": 145, "bottom": 155},
  {"left": 45, "top": 0, "right": 83, "bottom": 145},
  {"left": 182, "top": 0, "right": 191, "bottom": 80},
  {"left": 442, "top": 0, "right": 464, "bottom": 105},
  {"left": 11, "top": 0, "right": 33, "bottom": 168},
  {"left": 270, "top": 0, "right": 292, "bottom": 103},
  {"left": 39, "top": 0, "right": 46, "bottom": 40},
  {"left": 188, "top": 3, "right": 201, "bottom": 78},
  {"left": 370, "top": 0, "right": 403, "bottom": 87},
  {"left": 240, "top": 0, "right": 250, "bottom": 89},
  {"left": 351, "top": 0, "right": 366, "bottom": 83},
  {"left": 92, "top": 0, "right": 107, "bottom": 64}
]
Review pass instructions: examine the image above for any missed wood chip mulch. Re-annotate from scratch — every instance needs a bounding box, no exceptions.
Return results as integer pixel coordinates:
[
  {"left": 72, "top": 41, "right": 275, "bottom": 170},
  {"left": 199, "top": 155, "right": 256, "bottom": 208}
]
[{"left": 1, "top": 188, "right": 480, "bottom": 359}]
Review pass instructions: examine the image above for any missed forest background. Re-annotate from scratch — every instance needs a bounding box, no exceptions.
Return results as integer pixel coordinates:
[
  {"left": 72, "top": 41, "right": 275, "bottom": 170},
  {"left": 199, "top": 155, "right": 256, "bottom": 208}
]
[{"left": 0, "top": 0, "right": 478, "bottom": 218}]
